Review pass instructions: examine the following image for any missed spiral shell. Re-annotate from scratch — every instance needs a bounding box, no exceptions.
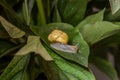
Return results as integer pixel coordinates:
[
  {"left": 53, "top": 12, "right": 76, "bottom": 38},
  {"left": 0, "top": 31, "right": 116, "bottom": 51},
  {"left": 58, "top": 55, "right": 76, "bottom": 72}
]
[
  {"left": 48, "top": 29, "right": 78, "bottom": 53},
  {"left": 48, "top": 29, "right": 68, "bottom": 44}
]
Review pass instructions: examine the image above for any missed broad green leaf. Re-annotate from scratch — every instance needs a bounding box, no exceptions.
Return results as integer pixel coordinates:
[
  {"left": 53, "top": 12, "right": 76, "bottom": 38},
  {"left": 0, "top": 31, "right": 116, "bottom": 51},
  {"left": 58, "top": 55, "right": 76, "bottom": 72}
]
[
  {"left": 109, "top": 0, "right": 120, "bottom": 14},
  {"left": 63, "top": 72, "right": 78, "bottom": 80},
  {"left": 91, "top": 57, "right": 118, "bottom": 80},
  {"left": 76, "top": 9, "right": 105, "bottom": 30},
  {"left": 77, "top": 21, "right": 120, "bottom": 45},
  {"left": 31, "top": 23, "right": 89, "bottom": 67},
  {"left": 57, "top": 0, "right": 87, "bottom": 26},
  {"left": 0, "top": 16, "right": 25, "bottom": 38},
  {"left": 16, "top": 36, "right": 53, "bottom": 61},
  {"left": 45, "top": 46, "right": 95, "bottom": 80},
  {"left": 37, "top": 56, "right": 63, "bottom": 80},
  {"left": 103, "top": 23, "right": 120, "bottom": 44},
  {"left": 11, "top": 71, "right": 29, "bottom": 80},
  {"left": 88, "top": 22, "right": 120, "bottom": 45},
  {"left": 56, "top": 60, "right": 95, "bottom": 80},
  {"left": 104, "top": 10, "right": 120, "bottom": 21},
  {"left": 93, "top": 32, "right": 120, "bottom": 46},
  {"left": 57, "top": 0, "right": 68, "bottom": 14},
  {"left": 58, "top": 70, "right": 70, "bottom": 80},
  {"left": 0, "top": 54, "right": 30, "bottom": 80}
]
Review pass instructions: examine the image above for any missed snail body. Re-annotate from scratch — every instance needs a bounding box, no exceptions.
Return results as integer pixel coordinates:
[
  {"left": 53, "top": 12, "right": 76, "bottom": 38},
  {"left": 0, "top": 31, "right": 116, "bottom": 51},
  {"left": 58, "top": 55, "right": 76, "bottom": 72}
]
[
  {"left": 48, "top": 29, "right": 78, "bottom": 53},
  {"left": 50, "top": 43, "right": 78, "bottom": 53}
]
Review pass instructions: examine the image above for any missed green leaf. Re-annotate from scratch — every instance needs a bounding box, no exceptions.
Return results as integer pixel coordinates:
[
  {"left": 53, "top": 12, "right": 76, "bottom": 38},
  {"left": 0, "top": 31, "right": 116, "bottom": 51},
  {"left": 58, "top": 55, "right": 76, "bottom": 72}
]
[
  {"left": 36, "top": 0, "right": 46, "bottom": 26},
  {"left": 16, "top": 36, "right": 53, "bottom": 61},
  {"left": 31, "top": 23, "right": 89, "bottom": 67},
  {"left": 91, "top": 57, "right": 118, "bottom": 80},
  {"left": 0, "top": 58, "right": 10, "bottom": 74},
  {"left": 52, "top": 1, "right": 61, "bottom": 22},
  {"left": 0, "top": 16, "right": 25, "bottom": 38},
  {"left": 76, "top": 9, "right": 105, "bottom": 30},
  {"left": 27, "top": 56, "right": 41, "bottom": 80},
  {"left": 0, "top": 54, "right": 30, "bottom": 80},
  {"left": 56, "top": 60, "right": 95, "bottom": 80},
  {"left": 94, "top": 32, "right": 120, "bottom": 46},
  {"left": 77, "top": 21, "right": 120, "bottom": 45},
  {"left": 52, "top": 7, "right": 61, "bottom": 22},
  {"left": 0, "top": 40, "right": 23, "bottom": 58},
  {"left": 45, "top": 46, "right": 95, "bottom": 80},
  {"left": 88, "top": 22, "right": 120, "bottom": 45},
  {"left": 0, "top": 0, "right": 23, "bottom": 25},
  {"left": 0, "top": 44, "right": 22, "bottom": 58},
  {"left": 109, "top": 0, "right": 120, "bottom": 14},
  {"left": 11, "top": 71, "right": 29, "bottom": 80},
  {"left": 0, "top": 0, "right": 33, "bottom": 35},
  {"left": 37, "top": 57, "right": 63, "bottom": 80},
  {"left": 22, "top": 0, "right": 28, "bottom": 25},
  {"left": 0, "top": 40, "right": 14, "bottom": 55},
  {"left": 57, "top": 0, "right": 87, "bottom": 26},
  {"left": 23, "top": 0, "right": 35, "bottom": 25},
  {"left": 104, "top": 9, "right": 120, "bottom": 21}
]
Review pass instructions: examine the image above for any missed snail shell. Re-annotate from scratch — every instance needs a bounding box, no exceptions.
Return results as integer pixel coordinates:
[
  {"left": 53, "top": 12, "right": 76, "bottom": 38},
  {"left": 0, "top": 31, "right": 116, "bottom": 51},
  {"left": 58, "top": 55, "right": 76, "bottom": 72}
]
[
  {"left": 48, "top": 29, "right": 68, "bottom": 44},
  {"left": 48, "top": 29, "right": 78, "bottom": 53}
]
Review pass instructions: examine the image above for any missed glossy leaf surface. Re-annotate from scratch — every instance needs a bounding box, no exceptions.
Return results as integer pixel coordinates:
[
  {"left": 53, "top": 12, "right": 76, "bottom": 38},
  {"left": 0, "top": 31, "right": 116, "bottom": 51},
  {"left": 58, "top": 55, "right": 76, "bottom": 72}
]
[
  {"left": 78, "top": 21, "right": 120, "bottom": 44},
  {"left": 76, "top": 9, "right": 105, "bottom": 30},
  {"left": 109, "top": 0, "right": 120, "bottom": 14},
  {"left": 31, "top": 23, "right": 89, "bottom": 67},
  {"left": 76, "top": 10, "right": 120, "bottom": 45},
  {"left": 57, "top": 0, "right": 87, "bottom": 25},
  {"left": 45, "top": 47, "right": 95, "bottom": 80},
  {"left": 0, "top": 54, "right": 30, "bottom": 80}
]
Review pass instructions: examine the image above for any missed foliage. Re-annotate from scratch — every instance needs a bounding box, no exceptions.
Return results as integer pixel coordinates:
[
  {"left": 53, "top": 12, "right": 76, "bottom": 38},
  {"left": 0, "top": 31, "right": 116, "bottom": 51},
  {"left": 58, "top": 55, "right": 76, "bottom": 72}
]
[{"left": 0, "top": 0, "right": 120, "bottom": 80}]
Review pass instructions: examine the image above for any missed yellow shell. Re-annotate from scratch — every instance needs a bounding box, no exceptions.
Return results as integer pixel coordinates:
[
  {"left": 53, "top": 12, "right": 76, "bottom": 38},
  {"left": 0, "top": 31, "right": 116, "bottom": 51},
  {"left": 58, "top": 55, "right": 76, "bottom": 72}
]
[{"left": 48, "top": 29, "right": 69, "bottom": 44}]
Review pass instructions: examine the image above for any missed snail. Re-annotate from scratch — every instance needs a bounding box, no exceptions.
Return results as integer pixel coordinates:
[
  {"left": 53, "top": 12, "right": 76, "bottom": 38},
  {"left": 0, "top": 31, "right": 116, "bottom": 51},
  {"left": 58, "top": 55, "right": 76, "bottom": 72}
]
[
  {"left": 48, "top": 29, "right": 78, "bottom": 53},
  {"left": 48, "top": 29, "right": 68, "bottom": 44}
]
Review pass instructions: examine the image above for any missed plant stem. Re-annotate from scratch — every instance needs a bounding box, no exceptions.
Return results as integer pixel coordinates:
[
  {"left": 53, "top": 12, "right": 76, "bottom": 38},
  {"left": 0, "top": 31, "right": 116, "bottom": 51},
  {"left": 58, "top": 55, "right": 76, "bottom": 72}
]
[
  {"left": 36, "top": 0, "right": 46, "bottom": 26},
  {"left": 24, "top": 0, "right": 29, "bottom": 25},
  {"left": 47, "top": 0, "right": 50, "bottom": 22}
]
